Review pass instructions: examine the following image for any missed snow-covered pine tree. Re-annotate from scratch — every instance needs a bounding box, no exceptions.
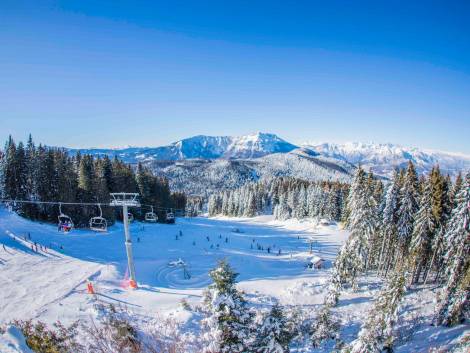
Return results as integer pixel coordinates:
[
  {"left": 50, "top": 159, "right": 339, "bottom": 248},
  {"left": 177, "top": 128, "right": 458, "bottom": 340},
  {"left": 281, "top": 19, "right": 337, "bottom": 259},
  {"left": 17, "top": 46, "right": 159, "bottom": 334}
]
[
  {"left": 343, "top": 166, "right": 366, "bottom": 229},
  {"left": 254, "top": 304, "right": 294, "bottom": 353},
  {"left": 245, "top": 190, "right": 257, "bottom": 217},
  {"left": 324, "top": 267, "right": 342, "bottom": 307},
  {"left": 396, "top": 161, "right": 419, "bottom": 259},
  {"left": 434, "top": 172, "right": 470, "bottom": 326},
  {"left": 379, "top": 170, "right": 400, "bottom": 274},
  {"left": 409, "top": 176, "right": 435, "bottom": 284},
  {"left": 202, "top": 260, "right": 254, "bottom": 353},
  {"left": 310, "top": 305, "right": 341, "bottom": 349},
  {"left": 344, "top": 267, "right": 407, "bottom": 353},
  {"left": 207, "top": 194, "right": 218, "bottom": 216},
  {"left": 344, "top": 167, "right": 379, "bottom": 276}
]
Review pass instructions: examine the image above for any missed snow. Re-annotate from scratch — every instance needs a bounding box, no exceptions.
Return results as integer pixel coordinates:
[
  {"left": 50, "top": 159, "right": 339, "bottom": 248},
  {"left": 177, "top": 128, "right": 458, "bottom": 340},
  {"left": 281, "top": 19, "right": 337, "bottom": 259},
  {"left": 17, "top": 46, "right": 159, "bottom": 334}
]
[
  {"left": 0, "top": 326, "right": 33, "bottom": 353},
  {"left": 304, "top": 141, "right": 470, "bottom": 178},
  {"left": 71, "top": 132, "right": 297, "bottom": 162},
  {"left": 0, "top": 207, "right": 468, "bottom": 352},
  {"left": 71, "top": 135, "right": 470, "bottom": 181},
  {"left": 0, "top": 208, "right": 346, "bottom": 325}
]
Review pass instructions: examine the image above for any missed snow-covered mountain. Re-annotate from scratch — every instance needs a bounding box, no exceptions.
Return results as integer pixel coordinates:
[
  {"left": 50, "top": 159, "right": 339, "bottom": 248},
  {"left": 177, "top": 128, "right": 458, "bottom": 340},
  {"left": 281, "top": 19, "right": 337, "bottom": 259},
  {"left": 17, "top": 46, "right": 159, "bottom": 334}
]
[
  {"left": 304, "top": 142, "right": 470, "bottom": 178},
  {"left": 71, "top": 133, "right": 469, "bottom": 196},
  {"left": 150, "top": 149, "right": 353, "bottom": 197},
  {"left": 72, "top": 132, "right": 297, "bottom": 162}
]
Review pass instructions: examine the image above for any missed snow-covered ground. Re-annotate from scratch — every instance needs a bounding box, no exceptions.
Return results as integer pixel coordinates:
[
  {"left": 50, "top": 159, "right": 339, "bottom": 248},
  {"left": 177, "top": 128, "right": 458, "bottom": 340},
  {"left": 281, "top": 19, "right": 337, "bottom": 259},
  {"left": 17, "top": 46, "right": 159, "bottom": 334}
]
[{"left": 0, "top": 208, "right": 468, "bottom": 352}]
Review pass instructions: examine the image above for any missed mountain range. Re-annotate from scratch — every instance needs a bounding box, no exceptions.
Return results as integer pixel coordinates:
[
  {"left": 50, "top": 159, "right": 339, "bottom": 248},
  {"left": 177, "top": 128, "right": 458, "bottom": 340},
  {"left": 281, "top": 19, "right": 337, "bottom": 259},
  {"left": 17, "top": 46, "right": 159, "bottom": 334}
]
[{"left": 71, "top": 133, "right": 470, "bottom": 196}]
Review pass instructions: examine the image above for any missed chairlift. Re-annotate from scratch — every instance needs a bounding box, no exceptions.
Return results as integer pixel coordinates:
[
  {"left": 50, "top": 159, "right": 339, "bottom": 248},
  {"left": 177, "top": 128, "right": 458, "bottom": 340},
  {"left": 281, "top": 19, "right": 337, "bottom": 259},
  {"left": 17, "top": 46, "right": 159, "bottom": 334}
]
[
  {"left": 166, "top": 210, "right": 175, "bottom": 224},
  {"left": 90, "top": 204, "right": 107, "bottom": 232},
  {"left": 58, "top": 203, "right": 74, "bottom": 233},
  {"left": 145, "top": 206, "right": 158, "bottom": 222}
]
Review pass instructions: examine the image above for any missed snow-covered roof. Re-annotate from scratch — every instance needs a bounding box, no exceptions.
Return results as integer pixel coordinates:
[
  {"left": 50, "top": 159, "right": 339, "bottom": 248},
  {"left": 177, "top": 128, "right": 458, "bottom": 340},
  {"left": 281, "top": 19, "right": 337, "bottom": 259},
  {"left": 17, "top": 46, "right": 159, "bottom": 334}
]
[{"left": 310, "top": 256, "right": 325, "bottom": 264}]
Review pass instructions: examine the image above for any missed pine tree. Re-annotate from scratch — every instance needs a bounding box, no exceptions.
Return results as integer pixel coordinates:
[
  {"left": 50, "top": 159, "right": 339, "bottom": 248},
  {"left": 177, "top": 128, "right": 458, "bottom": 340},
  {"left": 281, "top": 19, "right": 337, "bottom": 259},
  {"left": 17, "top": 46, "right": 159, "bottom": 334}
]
[
  {"left": 345, "top": 268, "right": 407, "bottom": 353},
  {"left": 202, "top": 260, "right": 253, "bottom": 353},
  {"left": 337, "top": 167, "right": 378, "bottom": 286},
  {"left": 324, "top": 267, "right": 342, "bottom": 307},
  {"left": 434, "top": 172, "right": 470, "bottom": 326},
  {"left": 245, "top": 191, "right": 257, "bottom": 217},
  {"left": 310, "top": 305, "right": 341, "bottom": 349},
  {"left": 409, "top": 177, "right": 435, "bottom": 284},
  {"left": 379, "top": 170, "right": 400, "bottom": 274},
  {"left": 254, "top": 304, "right": 294, "bottom": 353},
  {"left": 396, "top": 161, "right": 419, "bottom": 258},
  {"left": 3, "top": 136, "right": 18, "bottom": 201}
]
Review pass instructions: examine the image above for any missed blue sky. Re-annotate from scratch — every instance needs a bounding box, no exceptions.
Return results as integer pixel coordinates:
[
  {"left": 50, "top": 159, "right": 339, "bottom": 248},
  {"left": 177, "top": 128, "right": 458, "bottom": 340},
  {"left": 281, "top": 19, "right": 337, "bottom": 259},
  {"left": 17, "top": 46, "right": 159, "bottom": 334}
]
[{"left": 1, "top": 1, "right": 469, "bottom": 153}]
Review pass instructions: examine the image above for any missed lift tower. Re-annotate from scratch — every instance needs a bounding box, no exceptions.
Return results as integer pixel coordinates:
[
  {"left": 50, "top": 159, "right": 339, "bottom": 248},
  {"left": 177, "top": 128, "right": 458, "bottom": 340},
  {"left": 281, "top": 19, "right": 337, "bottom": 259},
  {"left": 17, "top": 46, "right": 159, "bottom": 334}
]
[{"left": 110, "top": 193, "right": 140, "bottom": 289}]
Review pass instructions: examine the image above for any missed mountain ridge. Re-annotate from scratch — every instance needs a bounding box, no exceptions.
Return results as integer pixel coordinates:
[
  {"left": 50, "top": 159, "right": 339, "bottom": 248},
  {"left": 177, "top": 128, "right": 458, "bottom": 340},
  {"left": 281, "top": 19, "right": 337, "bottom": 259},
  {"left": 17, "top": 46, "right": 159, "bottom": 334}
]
[{"left": 69, "top": 132, "right": 469, "bottom": 178}]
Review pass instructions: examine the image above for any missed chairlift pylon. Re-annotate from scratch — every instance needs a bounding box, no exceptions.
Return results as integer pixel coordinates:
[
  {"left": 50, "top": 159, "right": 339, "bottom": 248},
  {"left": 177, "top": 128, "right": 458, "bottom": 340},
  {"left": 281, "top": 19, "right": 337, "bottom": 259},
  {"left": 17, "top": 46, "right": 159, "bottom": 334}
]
[
  {"left": 90, "top": 204, "right": 107, "bottom": 232},
  {"left": 145, "top": 206, "right": 158, "bottom": 222},
  {"left": 58, "top": 203, "right": 74, "bottom": 233}
]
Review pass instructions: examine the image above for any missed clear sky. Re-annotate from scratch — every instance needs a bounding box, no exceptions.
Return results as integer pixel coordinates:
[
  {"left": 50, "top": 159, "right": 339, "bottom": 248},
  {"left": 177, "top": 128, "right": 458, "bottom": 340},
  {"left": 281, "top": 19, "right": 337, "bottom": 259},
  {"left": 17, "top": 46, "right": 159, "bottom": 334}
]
[{"left": 1, "top": 1, "right": 470, "bottom": 153}]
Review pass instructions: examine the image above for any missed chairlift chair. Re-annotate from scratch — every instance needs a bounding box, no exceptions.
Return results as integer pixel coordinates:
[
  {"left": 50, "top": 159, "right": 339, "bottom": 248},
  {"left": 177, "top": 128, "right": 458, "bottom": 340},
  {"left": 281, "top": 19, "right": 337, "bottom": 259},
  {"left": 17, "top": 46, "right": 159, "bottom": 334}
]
[
  {"left": 58, "top": 203, "right": 74, "bottom": 233},
  {"left": 128, "top": 212, "right": 134, "bottom": 223},
  {"left": 145, "top": 206, "right": 158, "bottom": 222},
  {"left": 90, "top": 204, "right": 107, "bottom": 232},
  {"left": 166, "top": 210, "right": 175, "bottom": 224}
]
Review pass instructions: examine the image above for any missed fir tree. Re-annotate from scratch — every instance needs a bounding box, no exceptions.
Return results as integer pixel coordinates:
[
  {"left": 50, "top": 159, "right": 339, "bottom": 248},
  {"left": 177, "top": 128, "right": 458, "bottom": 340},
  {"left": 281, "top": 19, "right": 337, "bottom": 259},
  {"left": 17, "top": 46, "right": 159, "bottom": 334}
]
[
  {"left": 345, "top": 268, "right": 407, "bottom": 353},
  {"left": 254, "top": 304, "right": 294, "bottom": 353},
  {"left": 202, "top": 260, "right": 253, "bottom": 353},
  {"left": 434, "top": 172, "right": 470, "bottom": 326},
  {"left": 379, "top": 170, "right": 400, "bottom": 274},
  {"left": 337, "top": 167, "right": 378, "bottom": 287},
  {"left": 409, "top": 177, "right": 435, "bottom": 284},
  {"left": 396, "top": 161, "right": 419, "bottom": 258},
  {"left": 310, "top": 306, "right": 341, "bottom": 349}
]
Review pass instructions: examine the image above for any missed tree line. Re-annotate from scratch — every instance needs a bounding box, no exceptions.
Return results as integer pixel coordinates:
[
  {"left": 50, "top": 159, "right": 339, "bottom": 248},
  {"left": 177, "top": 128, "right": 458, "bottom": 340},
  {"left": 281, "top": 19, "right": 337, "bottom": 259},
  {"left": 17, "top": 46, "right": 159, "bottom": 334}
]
[
  {"left": 0, "top": 135, "right": 186, "bottom": 226},
  {"left": 324, "top": 163, "right": 468, "bottom": 352},
  {"left": 208, "top": 176, "right": 351, "bottom": 222}
]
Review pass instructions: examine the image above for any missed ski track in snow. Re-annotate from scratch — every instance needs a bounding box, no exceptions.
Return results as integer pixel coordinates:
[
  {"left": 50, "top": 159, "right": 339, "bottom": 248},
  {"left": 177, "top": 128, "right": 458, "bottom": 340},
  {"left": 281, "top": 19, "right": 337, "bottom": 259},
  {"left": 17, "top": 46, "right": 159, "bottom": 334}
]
[{"left": 0, "top": 207, "right": 346, "bottom": 326}]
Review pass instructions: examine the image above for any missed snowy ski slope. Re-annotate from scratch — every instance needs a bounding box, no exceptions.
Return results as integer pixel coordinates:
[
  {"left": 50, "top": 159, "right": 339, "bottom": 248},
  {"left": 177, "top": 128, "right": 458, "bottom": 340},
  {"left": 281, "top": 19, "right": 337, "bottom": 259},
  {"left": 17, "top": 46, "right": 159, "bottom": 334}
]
[{"left": 1, "top": 208, "right": 468, "bottom": 352}]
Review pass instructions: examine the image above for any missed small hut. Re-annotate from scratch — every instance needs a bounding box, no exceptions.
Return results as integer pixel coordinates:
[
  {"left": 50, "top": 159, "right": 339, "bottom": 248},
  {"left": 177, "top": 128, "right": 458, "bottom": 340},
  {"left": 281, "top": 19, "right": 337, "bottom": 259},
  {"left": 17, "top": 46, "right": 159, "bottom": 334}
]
[{"left": 308, "top": 256, "right": 326, "bottom": 269}]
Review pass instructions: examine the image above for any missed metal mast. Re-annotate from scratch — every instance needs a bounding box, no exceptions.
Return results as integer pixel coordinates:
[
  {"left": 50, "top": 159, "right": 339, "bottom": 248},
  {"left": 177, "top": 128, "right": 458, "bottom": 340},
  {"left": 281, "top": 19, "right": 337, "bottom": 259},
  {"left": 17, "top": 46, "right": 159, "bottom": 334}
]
[{"left": 110, "top": 193, "right": 140, "bottom": 289}]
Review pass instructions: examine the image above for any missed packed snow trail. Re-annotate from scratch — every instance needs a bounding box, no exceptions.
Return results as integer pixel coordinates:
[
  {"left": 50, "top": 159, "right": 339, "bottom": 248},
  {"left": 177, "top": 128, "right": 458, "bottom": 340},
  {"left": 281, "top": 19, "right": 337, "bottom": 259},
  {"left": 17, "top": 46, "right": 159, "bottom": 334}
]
[{"left": 0, "top": 207, "right": 347, "bottom": 325}]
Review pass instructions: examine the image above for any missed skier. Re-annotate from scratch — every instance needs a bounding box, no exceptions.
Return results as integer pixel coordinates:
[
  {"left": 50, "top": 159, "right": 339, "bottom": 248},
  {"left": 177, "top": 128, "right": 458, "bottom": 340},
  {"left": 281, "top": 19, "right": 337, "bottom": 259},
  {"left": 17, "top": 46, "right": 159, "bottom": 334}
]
[
  {"left": 225, "top": 237, "right": 228, "bottom": 243},
  {"left": 267, "top": 247, "right": 271, "bottom": 253},
  {"left": 2, "top": 244, "right": 6, "bottom": 251},
  {"left": 179, "top": 230, "right": 183, "bottom": 236},
  {"left": 206, "top": 236, "right": 210, "bottom": 242}
]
